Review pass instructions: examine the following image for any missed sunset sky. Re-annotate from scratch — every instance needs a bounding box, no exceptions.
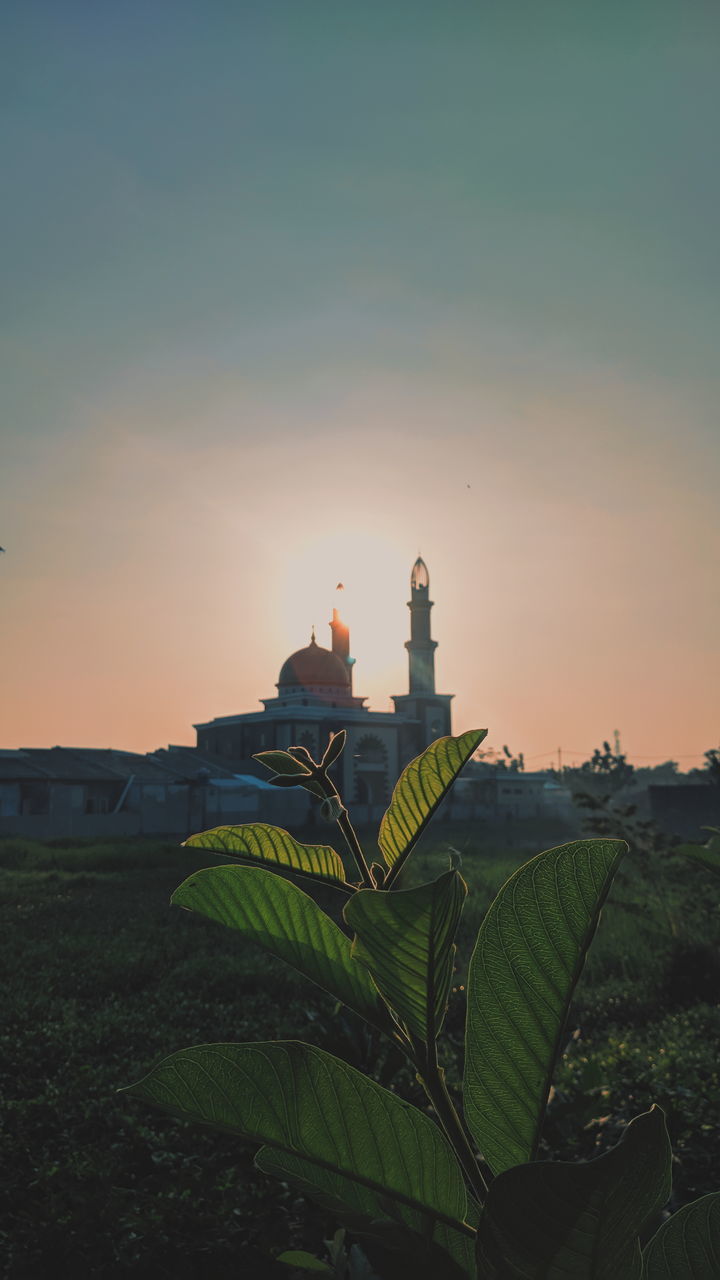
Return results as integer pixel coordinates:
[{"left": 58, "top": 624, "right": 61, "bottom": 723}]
[{"left": 1, "top": 2, "right": 718, "bottom": 769}]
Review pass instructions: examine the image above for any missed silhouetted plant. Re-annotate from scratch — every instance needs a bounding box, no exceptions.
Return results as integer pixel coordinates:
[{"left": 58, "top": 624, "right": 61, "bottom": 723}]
[
  {"left": 689, "top": 749, "right": 720, "bottom": 786},
  {"left": 678, "top": 826, "right": 720, "bottom": 878},
  {"left": 123, "top": 731, "right": 720, "bottom": 1278},
  {"left": 554, "top": 744, "right": 682, "bottom": 937}
]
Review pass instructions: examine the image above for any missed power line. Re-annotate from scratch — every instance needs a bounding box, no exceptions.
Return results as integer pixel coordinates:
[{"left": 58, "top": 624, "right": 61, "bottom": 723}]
[
  {"left": 521, "top": 749, "right": 710, "bottom": 762},
  {"left": 627, "top": 753, "right": 709, "bottom": 760}
]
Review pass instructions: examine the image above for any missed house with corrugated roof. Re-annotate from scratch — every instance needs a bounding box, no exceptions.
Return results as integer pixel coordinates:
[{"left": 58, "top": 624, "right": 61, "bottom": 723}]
[{"left": 0, "top": 746, "right": 307, "bottom": 839}]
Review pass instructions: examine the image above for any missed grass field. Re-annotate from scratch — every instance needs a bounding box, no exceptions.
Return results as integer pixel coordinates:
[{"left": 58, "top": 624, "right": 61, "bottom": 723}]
[{"left": 2, "top": 821, "right": 719, "bottom": 1277}]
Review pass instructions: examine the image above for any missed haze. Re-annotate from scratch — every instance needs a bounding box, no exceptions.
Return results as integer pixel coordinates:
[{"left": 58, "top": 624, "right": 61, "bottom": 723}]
[{"left": 1, "top": 2, "right": 718, "bottom": 768}]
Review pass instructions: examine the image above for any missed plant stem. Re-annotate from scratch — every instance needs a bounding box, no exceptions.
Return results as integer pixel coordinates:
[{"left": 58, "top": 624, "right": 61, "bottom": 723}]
[
  {"left": 335, "top": 806, "right": 374, "bottom": 889},
  {"left": 413, "top": 1036, "right": 489, "bottom": 1205},
  {"left": 383, "top": 845, "right": 414, "bottom": 890}
]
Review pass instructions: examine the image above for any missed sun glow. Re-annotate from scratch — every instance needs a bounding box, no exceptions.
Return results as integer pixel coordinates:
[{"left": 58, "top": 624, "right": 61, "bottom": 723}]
[{"left": 275, "top": 531, "right": 412, "bottom": 709}]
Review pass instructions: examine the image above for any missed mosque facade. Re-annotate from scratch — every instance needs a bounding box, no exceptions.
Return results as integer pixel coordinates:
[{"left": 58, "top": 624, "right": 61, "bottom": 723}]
[{"left": 194, "top": 557, "right": 453, "bottom": 809}]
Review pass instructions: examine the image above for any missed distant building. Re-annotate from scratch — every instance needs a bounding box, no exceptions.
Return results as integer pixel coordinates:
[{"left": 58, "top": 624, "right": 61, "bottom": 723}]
[
  {"left": 0, "top": 557, "right": 455, "bottom": 836},
  {"left": 195, "top": 557, "right": 453, "bottom": 816},
  {"left": 0, "top": 746, "right": 308, "bottom": 840},
  {"left": 450, "top": 764, "right": 575, "bottom": 823},
  {"left": 648, "top": 784, "right": 720, "bottom": 839}
]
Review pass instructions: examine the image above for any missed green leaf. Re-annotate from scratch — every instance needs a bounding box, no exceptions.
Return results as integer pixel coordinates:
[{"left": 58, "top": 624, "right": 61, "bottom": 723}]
[
  {"left": 254, "top": 752, "right": 327, "bottom": 799},
  {"left": 643, "top": 1192, "right": 720, "bottom": 1278},
  {"left": 379, "top": 730, "right": 487, "bottom": 884},
  {"left": 476, "top": 1107, "right": 671, "bottom": 1279},
  {"left": 172, "top": 865, "right": 393, "bottom": 1035},
  {"left": 259, "top": 1149, "right": 475, "bottom": 1279},
  {"left": 464, "top": 838, "right": 626, "bottom": 1174},
  {"left": 183, "top": 823, "right": 348, "bottom": 889},
  {"left": 277, "top": 1251, "right": 332, "bottom": 1273},
  {"left": 678, "top": 828, "right": 720, "bottom": 878},
  {"left": 344, "top": 870, "right": 467, "bottom": 1043},
  {"left": 254, "top": 750, "right": 312, "bottom": 775},
  {"left": 123, "top": 1042, "right": 473, "bottom": 1268},
  {"left": 322, "top": 729, "right": 347, "bottom": 768},
  {"left": 269, "top": 775, "right": 328, "bottom": 799},
  {"left": 684, "top": 846, "right": 720, "bottom": 877}
]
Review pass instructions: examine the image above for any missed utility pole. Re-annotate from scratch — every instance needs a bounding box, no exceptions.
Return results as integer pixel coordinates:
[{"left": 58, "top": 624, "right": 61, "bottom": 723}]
[
  {"left": 557, "top": 746, "right": 562, "bottom": 773},
  {"left": 613, "top": 729, "right": 621, "bottom": 757}
]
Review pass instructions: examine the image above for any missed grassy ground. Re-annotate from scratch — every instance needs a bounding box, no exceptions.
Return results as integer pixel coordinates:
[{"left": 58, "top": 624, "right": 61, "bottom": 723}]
[{"left": 2, "top": 822, "right": 719, "bottom": 1277}]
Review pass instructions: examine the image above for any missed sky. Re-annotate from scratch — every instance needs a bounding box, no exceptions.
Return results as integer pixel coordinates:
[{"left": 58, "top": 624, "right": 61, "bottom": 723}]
[{"left": 1, "top": 0, "right": 718, "bottom": 769}]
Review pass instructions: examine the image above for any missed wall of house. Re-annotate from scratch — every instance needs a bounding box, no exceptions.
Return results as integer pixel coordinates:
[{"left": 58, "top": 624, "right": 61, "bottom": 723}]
[
  {"left": 649, "top": 785, "right": 720, "bottom": 838},
  {"left": 0, "top": 783, "right": 21, "bottom": 817},
  {"left": 0, "top": 779, "right": 312, "bottom": 840}
]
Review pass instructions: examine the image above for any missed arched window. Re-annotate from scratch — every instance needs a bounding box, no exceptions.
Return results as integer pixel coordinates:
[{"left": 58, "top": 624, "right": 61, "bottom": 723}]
[
  {"left": 353, "top": 735, "right": 388, "bottom": 805},
  {"left": 354, "top": 735, "right": 387, "bottom": 765}
]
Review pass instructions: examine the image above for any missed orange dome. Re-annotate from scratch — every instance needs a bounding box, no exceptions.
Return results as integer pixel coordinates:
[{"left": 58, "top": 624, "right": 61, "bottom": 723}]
[{"left": 278, "top": 636, "right": 350, "bottom": 689}]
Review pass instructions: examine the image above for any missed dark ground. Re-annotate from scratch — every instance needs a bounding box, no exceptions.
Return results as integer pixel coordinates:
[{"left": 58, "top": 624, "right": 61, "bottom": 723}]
[{"left": 2, "top": 823, "right": 718, "bottom": 1277}]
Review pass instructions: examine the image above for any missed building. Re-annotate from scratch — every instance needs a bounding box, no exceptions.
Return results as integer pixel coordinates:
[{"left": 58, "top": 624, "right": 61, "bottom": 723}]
[
  {"left": 0, "top": 557, "right": 455, "bottom": 837},
  {"left": 194, "top": 557, "right": 453, "bottom": 816},
  {"left": 449, "top": 764, "right": 575, "bottom": 823},
  {"left": 648, "top": 784, "right": 720, "bottom": 840},
  {"left": 0, "top": 745, "right": 308, "bottom": 840}
]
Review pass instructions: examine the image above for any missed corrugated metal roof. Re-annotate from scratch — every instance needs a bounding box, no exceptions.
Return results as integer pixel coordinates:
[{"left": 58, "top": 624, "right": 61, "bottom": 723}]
[
  {"left": 0, "top": 752, "right": 51, "bottom": 780},
  {"left": 70, "top": 749, "right": 175, "bottom": 783},
  {"left": 19, "top": 748, "right": 125, "bottom": 780},
  {"left": 149, "top": 748, "right": 240, "bottom": 781},
  {"left": 17, "top": 747, "right": 175, "bottom": 783}
]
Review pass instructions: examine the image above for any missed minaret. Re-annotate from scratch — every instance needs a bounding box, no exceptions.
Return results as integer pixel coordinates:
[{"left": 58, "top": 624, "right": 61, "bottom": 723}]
[
  {"left": 330, "top": 607, "right": 356, "bottom": 692},
  {"left": 392, "top": 555, "right": 453, "bottom": 761},
  {"left": 406, "top": 556, "right": 437, "bottom": 694}
]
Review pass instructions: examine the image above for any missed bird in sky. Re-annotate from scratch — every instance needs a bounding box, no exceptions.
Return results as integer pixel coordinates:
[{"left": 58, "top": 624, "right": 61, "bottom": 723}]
[{"left": 0, "top": 546, "right": 5, "bottom": 552}]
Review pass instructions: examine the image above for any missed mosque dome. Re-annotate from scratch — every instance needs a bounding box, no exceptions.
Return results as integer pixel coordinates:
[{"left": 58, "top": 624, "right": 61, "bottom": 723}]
[{"left": 277, "top": 634, "right": 350, "bottom": 690}]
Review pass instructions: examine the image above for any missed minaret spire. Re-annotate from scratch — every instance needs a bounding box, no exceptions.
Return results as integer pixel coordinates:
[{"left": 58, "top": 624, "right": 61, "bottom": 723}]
[
  {"left": 391, "top": 555, "right": 454, "bottom": 756},
  {"left": 329, "top": 600, "right": 356, "bottom": 692},
  {"left": 406, "top": 556, "right": 437, "bottom": 694}
]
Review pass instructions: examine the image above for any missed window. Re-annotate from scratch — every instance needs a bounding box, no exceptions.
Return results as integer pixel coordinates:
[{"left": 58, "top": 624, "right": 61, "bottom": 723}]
[
  {"left": 354, "top": 736, "right": 387, "bottom": 765},
  {"left": 353, "top": 735, "right": 389, "bottom": 805},
  {"left": 85, "top": 793, "right": 111, "bottom": 815},
  {"left": 20, "top": 782, "right": 50, "bottom": 816}
]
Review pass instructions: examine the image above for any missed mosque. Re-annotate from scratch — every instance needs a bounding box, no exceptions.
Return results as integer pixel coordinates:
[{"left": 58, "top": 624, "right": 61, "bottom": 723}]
[{"left": 194, "top": 557, "right": 453, "bottom": 808}]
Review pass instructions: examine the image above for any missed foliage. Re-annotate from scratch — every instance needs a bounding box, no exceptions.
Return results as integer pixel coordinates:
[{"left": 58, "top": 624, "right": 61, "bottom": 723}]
[
  {"left": 548, "top": 1005, "right": 720, "bottom": 1196},
  {"left": 643, "top": 1192, "right": 720, "bottom": 1277},
  {"left": 476, "top": 1108, "right": 671, "bottom": 1279},
  {"left": 122, "top": 732, "right": 720, "bottom": 1278},
  {"left": 464, "top": 838, "right": 625, "bottom": 1175},
  {"left": 2, "top": 824, "right": 718, "bottom": 1275},
  {"left": 555, "top": 740, "right": 635, "bottom": 797},
  {"left": 553, "top": 743, "right": 680, "bottom": 915},
  {"left": 472, "top": 744, "right": 525, "bottom": 772},
  {"left": 689, "top": 748, "right": 720, "bottom": 786},
  {"left": 677, "top": 827, "right": 720, "bottom": 879},
  {"left": 0, "top": 844, "right": 338, "bottom": 1277}
]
